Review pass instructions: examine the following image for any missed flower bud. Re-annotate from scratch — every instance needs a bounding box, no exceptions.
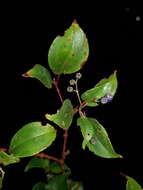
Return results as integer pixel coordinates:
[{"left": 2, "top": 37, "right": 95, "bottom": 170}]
[
  {"left": 69, "top": 79, "right": 76, "bottom": 85},
  {"left": 76, "top": 72, "right": 82, "bottom": 79},
  {"left": 101, "top": 97, "right": 108, "bottom": 104},
  {"left": 67, "top": 86, "right": 74, "bottom": 92}
]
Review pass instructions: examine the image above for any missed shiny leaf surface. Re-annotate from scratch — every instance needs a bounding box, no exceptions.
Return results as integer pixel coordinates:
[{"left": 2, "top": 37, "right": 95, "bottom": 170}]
[
  {"left": 48, "top": 20, "right": 89, "bottom": 74},
  {"left": 77, "top": 117, "right": 122, "bottom": 158},
  {"left": 9, "top": 122, "right": 56, "bottom": 157}
]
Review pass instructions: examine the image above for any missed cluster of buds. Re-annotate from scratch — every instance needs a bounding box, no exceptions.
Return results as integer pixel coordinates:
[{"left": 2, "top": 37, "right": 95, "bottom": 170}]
[{"left": 67, "top": 72, "right": 82, "bottom": 93}]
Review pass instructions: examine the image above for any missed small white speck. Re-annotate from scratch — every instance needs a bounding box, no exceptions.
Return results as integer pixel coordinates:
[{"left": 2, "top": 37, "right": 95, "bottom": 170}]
[{"left": 136, "top": 16, "right": 141, "bottom": 22}]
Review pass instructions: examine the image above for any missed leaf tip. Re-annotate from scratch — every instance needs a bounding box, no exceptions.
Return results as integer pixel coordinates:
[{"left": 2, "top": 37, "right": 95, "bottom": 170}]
[
  {"left": 118, "top": 154, "right": 123, "bottom": 159},
  {"left": 114, "top": 70, "right": 117, "bottom": 75},
  {"left": 22, "top": 72, "right": 30, "bottom": 77},
  {"left": 120, "top": 172, "right": 127, "bottom": 178},
  {"left": 72, "top": 19, "right": 78, "bottom": 24}
]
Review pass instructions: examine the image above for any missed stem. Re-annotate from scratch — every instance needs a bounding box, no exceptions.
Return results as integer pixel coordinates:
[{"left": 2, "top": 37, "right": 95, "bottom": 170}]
[
  {"left": 62, "top": 130, "right": 68, "bottom": 160},
  {"left": 35, "top": 153, "right": 62, "bottom": 164},
  {"left": 0, "top": 148, "right": 7, "bottom": 152},
  {"left": 53, "top": 75, "right": 64, "bottom": 104},
  {"left": 75, "top": 80, "right": 82, "bottom": 105},
  {"left": 0, "top": 148, "right": 62, "bottom": 164},
  {"left": 53, "top": 75, "right": 69, "bottom": 168}
]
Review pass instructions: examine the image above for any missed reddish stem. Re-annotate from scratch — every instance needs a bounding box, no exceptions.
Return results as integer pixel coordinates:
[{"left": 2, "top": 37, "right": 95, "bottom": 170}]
[
  {"left": 53, "top": 75, "right": 64, "bottom": 104},
  {"left": 35, "top": 153, "right": 62, "bottom": 164},
  {"left": 53, "top": 75, "right": 69, "bottom": 166},
  {"left": 0, "top": 148, "right": 7, "bottom": 152},
  {"left": 62, "top": 130, "right": 68, "bottom": 160}
]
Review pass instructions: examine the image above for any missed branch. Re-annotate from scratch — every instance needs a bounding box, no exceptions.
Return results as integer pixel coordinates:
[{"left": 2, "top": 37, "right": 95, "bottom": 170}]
[
  {"left": 0, "top": 148, "right": 7, "bottom": 152},
  {"left": 53, "top": 75, "right": 64, "bottom": 104},
  {"left": 75, "top": 79, "right": 82, "bottom": 105},
  {"left": 0, "top": 148, "right": 62, "bottom": 164},
  {"left": 61, "top": 130, "right": 68, "bottom": 160},
  {"left": 35, "top": 153, "right": 62, "bottom": 164},
  {"left": 53, "top": 75, "right": 69, "bottom": 167}
]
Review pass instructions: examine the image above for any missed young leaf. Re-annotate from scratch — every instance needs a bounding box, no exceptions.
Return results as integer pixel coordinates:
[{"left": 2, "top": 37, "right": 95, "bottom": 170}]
[
  {"left": 45, "top": 99, "right": 73, "bottom": 130},
  {"left": 81, "top": 71, "right": 117, "bottom": 107},
  {"left": 24, "top": 157, "right": 50, "bottom": 172},
  {"left": 49, "top": 161, "right": 62, "bottom": 174},
  {"left": 32, "top": 182, "right": 48, "bottom": 190},
  {"left": 48, "top": 20, "right": 89, "bottom": 74},
  {"left": 49, "top": 161, "right": 70, "bottom": 174},
  {"left": 9, "top": 122, "right": 56, "bottom": 157},
  {"left": 46, "top": 173, "right": 69, "bottom": 190},
  {"left": 126, "top": 176, "right": 142, "bottom": 190},
  {"left": 22, "top": 64, "right": 52, "bottom": 89},
  {"left": 0, "top": 151, "right": 20, "bottom": 166},
  {"left": 77, "top": 117, "right": 122, "bottom": 158}
]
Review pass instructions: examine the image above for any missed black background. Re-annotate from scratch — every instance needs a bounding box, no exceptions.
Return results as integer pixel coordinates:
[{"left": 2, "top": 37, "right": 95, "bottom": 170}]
[{"left": 1, "top": 7, "right": 143, "bottom": 190}]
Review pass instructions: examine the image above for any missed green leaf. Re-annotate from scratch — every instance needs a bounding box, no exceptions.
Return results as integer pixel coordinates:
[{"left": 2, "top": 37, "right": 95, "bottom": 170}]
[
  {"left": 49, "top": 161, "right": 70, "bottom": 174},
  {"left": 48, "top": 20, "right": 89, "bottom": 74},
  {"left": 49, "top": 161, "right": 62, "bottom": 174},
  {"left": 81, "top": 71, "right": 117, "bottom": 107},
  {"left": 22, "top": 64, "right": 52, "bottom": 89},
  {"left": 68, "top": 181, "right": 84, "bottom": 190},
  {"left": 24, "top": 157, "right": 50, "bottom": 172},
  {"left": 77, "top": 117, "right": 122, "bottom": 158},
  {"left": 0, "top": 151, "right": 20, "bottom": 166},
  {"left": 126, "top": 176, "right": 142, "bottom": 190},
  {"left": 9, "top": 122, "right": 56, "bottom": 157},
  {"left": 32, "top": 182, "right": 48, "bottom": 190},
  {"left": 45, "top": 99, "right": 73, "bottom": 130},
  {"left": 46, "top": 174, "right": 69, "bottom": 190}
]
